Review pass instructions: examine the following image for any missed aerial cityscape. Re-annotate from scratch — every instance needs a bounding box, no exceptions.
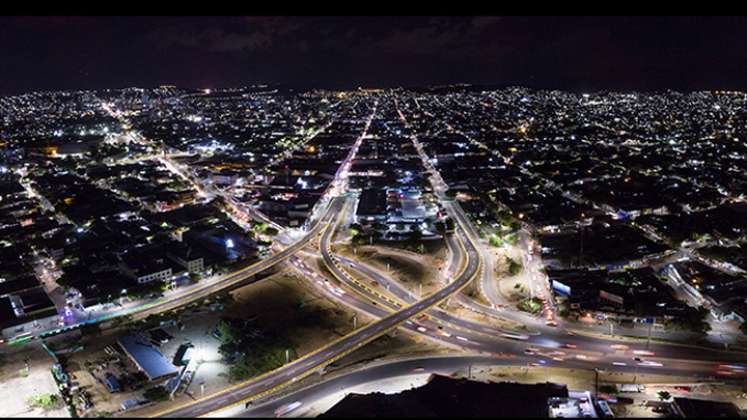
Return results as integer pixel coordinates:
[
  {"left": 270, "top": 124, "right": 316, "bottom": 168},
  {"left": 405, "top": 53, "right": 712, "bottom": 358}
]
[{"left": 1, "top": 15, "right": 747, "bottom": 419}]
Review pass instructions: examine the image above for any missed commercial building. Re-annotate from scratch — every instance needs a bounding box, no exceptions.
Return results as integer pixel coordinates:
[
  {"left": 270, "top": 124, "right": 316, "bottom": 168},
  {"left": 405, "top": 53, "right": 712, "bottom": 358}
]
[{"left": 117, "top": 334, "right": 179, "bottom": 382}]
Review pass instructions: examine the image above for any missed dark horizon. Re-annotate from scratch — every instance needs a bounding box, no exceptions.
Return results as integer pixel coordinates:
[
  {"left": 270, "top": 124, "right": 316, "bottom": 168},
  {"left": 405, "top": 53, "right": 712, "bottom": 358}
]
[{"left": 3, "top": 16, "right": 747, "bottom": 96}]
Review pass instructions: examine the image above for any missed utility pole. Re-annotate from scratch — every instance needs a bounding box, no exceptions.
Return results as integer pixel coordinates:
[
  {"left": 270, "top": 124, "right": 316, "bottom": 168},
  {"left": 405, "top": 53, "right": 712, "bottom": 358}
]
[
  {"left": 579, "top": 223, "right": 584, "bottom": 267},
  {"left": 646, "top": 318, "right": 654, "bottom": 350},
  {"left": 285, "top": 349, "right": 290, "bottom": 364},
  {"left": 200, "top": 382, "right": 205, "bottom": 397},
  {"left": 352, "top": 314, "right": 357, "bottom": 330},
  {"left": 594, "top": 368, "right": 600, "bottom": 400}
]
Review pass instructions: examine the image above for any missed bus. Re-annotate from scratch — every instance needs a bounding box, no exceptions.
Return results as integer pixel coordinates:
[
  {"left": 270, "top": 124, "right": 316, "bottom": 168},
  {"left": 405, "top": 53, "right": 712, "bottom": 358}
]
[
  {"left": 500, "top": 332, "right": 530, "bottom": 341},
  {"left": 8, "top": 332, "right": 33, "bottom": 346}
]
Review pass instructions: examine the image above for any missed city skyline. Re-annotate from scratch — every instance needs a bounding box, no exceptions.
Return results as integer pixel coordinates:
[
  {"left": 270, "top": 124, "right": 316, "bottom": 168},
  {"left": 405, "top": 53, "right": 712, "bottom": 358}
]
[
  {"left": 4, "top": 16, "right": 747, "bottom": 95},
  {"left": 1, "top": 15, "right": 747, "bottom": 419}
]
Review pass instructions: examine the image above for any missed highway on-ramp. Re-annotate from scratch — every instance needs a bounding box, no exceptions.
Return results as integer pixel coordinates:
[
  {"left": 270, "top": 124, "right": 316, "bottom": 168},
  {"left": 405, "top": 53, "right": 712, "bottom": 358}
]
[{"left": 152, "top": 193, "right": 484, "bottom": 417}]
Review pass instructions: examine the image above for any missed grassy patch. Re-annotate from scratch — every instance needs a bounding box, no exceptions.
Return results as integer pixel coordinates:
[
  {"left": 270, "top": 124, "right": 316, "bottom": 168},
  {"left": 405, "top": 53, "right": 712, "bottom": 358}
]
[
  {"left": 28, "top": 394, "right": 63, "bottom": 411},
  {"left": 506, "top": 257, "right": 523, "bottom": 276},
  {"left": 518, "top": 297, "right": 543, "bottom": 314}
]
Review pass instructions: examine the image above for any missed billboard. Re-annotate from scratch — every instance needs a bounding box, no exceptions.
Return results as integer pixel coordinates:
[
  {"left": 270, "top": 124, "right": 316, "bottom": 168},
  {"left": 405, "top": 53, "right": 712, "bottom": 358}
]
[
  {"left": 600, "top": 290, "right": 624, "bottom": 305},
  {"left": 551, "top": 280, "right": 571, "bottom": 297}
]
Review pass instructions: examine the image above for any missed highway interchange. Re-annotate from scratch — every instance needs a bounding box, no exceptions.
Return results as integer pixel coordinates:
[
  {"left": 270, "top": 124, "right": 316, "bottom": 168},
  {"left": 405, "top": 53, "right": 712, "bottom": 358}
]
[
  {"left": 144, "top": 98, "right": 747, "bottom": 418},
  {"left": 10, "top": 97, "right": 745, "bottom": 417}
]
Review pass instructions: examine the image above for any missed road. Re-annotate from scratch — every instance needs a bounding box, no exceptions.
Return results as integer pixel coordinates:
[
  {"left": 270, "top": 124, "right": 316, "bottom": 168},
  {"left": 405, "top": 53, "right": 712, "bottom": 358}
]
[
  {"left": 236, "top": 353, "right": 743, "bottom": 418},
  {"left": 153, "top": 192, "right": 483, "bottom": 417},
  {"left": 114, "top": 96, "right": 747, "bottom": 417},
  {"left": 3, "top": 100, "right": 376, "bottom": 345}
]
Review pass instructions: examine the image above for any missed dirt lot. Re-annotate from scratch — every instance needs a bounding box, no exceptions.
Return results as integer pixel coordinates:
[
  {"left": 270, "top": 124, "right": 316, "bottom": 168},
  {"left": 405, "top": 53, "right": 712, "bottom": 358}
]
[
  {"left": 226, "top": 269, "right": 358, "bottom": 355},
  {"left": 0, "top": 344, "right": 69, "bottom": 418},
  {"left": 336, "top": 244, "right": 447, "bottom": 296},
  {"left": 63, "top": 336, "right": 145, "bottom": 417},
  {"left": 128, "top": 267, "right": 361, "bottom": 417}
]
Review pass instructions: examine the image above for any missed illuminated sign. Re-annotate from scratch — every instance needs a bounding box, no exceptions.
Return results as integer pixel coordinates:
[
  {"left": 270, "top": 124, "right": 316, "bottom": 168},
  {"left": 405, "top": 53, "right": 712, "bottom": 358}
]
[
  {"left": 551, "top": 280, "right": 571, "bottom": 297},
  {"left": 599, "top": 290, "right": 624, "bottom": 305}
]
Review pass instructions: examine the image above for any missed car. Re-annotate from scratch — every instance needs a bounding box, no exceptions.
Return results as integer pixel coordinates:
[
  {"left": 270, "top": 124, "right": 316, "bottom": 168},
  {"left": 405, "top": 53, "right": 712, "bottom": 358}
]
[
  {"left": 412, "top": 367, "right": 425, "bottom": 372},
  {"left": 274, "top": 401, "right": 302, "bottom": 417},
  {"left": 674, "top": 386, "right": 691, "bottom": 392},
  {"left": 719, "top": 364, "right": 746, "bottom": 371},
  {"left": 563, "top": 343, "right": 577, "bottom": 349}
]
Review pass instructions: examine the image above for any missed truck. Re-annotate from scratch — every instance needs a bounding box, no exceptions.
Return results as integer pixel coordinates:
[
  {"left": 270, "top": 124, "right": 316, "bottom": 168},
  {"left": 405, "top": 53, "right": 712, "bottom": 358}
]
[{"left": 617, "top": 384, "right": 645, "bottom": 393}]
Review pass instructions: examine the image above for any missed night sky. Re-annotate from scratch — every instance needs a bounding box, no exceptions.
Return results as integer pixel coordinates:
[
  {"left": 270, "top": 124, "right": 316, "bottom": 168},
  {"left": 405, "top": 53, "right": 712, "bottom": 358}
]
[{"left": 3, "top": 16, "right": 747, "bottom": 95}]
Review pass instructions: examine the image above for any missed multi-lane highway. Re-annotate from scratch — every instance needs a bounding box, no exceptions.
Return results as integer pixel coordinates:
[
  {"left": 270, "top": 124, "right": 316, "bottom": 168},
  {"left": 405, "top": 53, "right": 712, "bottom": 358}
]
[
  {"left": 152, "top": 193, "right": 484, "bottom": 417},
  {"left": 239, "top": 351, "right": 746, "bottom": 418},
  {"left": 136, "top": 98, "right": 747, "bottom": 417}
]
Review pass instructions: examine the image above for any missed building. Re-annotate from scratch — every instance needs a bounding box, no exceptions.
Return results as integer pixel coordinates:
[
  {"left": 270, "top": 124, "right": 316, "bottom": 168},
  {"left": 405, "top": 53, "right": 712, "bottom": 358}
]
[
  {"left": 117, "top": 334, "right": 179, "bottom": 382},
  {"left": 671, "top": 397, "right": 741, "bottom": 418},
  {"left": 321, "top": 374, "right": 568, "bottom": 417},
  {"left": 167, "top": 244, "right": 204, "bottom": 274},
  {"left": 355, "top": 188, "right": 388, "bottom": 225},
  {"left": 126, "top": 261, "right": 172, "bottom": 284}
]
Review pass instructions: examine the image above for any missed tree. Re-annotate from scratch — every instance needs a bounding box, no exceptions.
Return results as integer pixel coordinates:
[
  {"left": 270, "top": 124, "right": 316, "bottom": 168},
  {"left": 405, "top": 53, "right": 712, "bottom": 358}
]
[
  {"left": 666, "top": 307, "right": 711, "bottom": 333},
  {"left": 518, "top": 297, "right": 543, "bottom": 314},
  {"left": 435, "top": 221, "right": 446, "bottom": 235},
  {"left": 599, "top": 385, "right": 617, "bottom": 394},
  {"left": 253, "top": 222, "right": 268, "bottom": 234},
  {"left": 349, "top": 223, "right": 364, "bottom": 237},
  {"left": 657, "top": 391, "right": 671, "bottom": 402},
  {"left": 506, "top": 257, "right": 523, "bottom": 276},
  {"left": 143, "top": 386, "right": 170, "bottom": 402},
  {"left": 28, "top": 394, "right": 63, "bottom": 410},
  {"left": 372, "top": 222, "right": 388, "bottom": 232},
  {"left": 408, "top": 226, "right": 423, "bottom": 243},
  {"left": 215, "top": 319, "right": 236, "bottom": 346}
]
